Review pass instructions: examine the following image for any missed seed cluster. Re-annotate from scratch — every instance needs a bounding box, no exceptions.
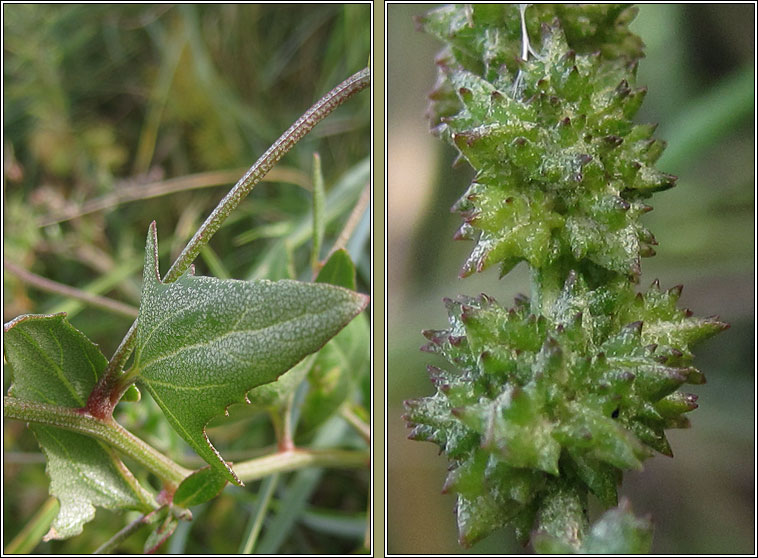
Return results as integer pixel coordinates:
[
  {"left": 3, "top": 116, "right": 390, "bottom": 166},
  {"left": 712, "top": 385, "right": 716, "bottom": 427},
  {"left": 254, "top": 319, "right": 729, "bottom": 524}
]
[{"left": 404, "top": 5, "right": 727, "bottom": 548}]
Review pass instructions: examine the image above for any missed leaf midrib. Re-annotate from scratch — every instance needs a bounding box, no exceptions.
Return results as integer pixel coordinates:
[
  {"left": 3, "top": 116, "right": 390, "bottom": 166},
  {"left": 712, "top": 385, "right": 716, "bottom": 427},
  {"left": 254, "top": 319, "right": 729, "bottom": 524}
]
[
  {"left": 138, "top": 310, "right": 314, "bottom": 374},
  {"left": 15, "top": 326, "right": 88, "bottom": 407}
]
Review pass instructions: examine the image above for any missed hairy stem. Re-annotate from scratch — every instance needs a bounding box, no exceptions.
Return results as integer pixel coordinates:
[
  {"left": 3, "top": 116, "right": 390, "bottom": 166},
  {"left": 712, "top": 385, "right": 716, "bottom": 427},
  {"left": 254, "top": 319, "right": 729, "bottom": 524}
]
[
  {"left": 163, "top": 66, "right": 370, "bottom": 284},
  {"left": 3, "top": 397, "right": 191, "bottom": 487},
  {"left": 232, "top": 448, "right": 369, "bottom": 484}
]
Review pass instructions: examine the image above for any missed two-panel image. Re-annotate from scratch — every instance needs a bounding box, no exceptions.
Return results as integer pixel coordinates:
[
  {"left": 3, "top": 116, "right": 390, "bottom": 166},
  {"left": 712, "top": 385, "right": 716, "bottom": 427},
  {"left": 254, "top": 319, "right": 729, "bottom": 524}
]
[{"left": 2, "top": 3, "right": 754, "bottom": 555}]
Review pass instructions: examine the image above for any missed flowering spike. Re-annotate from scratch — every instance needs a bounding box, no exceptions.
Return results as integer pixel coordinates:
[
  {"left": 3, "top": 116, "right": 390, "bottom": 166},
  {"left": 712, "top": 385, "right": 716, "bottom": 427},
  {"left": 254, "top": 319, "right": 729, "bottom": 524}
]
[{"left": 406, "top": 3, "right": 728, "bottom": 551}]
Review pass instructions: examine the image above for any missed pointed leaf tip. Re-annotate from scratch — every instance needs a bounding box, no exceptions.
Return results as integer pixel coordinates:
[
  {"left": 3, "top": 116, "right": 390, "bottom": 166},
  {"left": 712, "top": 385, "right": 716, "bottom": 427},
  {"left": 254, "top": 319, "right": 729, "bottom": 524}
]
[{"left": 145, "top": 221, "right": 161, "bottom": 285}]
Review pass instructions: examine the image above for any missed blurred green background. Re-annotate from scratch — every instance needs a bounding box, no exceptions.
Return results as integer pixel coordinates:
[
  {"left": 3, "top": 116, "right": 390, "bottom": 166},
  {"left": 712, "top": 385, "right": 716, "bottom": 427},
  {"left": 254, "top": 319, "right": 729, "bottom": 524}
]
[
  {"left": 4, "top": 4, "right": 370, "bottom": 554},
  {"left": 387, "top": 4, "right": 754, "bottom": 555}
]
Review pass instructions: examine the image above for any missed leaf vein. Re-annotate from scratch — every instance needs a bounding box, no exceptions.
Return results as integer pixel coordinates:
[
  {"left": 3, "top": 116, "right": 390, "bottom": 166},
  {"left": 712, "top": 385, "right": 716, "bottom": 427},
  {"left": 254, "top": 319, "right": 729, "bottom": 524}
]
[
  {"left": 139, "top": 289, "right": 207, "bottom": 356},
  {"left": 139, "top": 310, "right": 312, "bottom": 372},
  {"left": 18, "top": 327, "right": 84, "bottom": 406}
]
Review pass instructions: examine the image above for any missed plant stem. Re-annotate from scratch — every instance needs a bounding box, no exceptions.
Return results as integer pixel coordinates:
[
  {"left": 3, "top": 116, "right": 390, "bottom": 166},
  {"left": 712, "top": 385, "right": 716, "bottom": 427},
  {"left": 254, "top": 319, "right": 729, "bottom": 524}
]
[
  {"left": 340, "top": 403, "right": 371, "bottom": 444},
  {"left": 233, "top": 448, "right": 369, "bottom": 484},
  {"left": 163, "top": 66, "right": 370, "bottom": 284},
  {"left": 326, "top": 182, "right": 370, "bottom": 261},
  {"left": 3, "top": 397, "right": 191, "bottom": 487},
  {"left": 96, "top": 66, "right": 370, "bottom": 406},
  {"left": 311, "top": 152, "right": 325, "bottom": 273},
  {"left": 239, "top": 473, "right": 280, "bottom": 554},
  {"left": 3, "top": 497, "right": 59, "bottom": 554},
  {"left": 100, "top": 320, "right": 139, "bottom": 407},
  {"left": 4, "top": 259, "right": 139, "bottom": 319},
  {"left": 268, "top": 393, "right": 297, "bottom": 453},
  {"left": 39, "top": 167, "right": 310, "bottom": 226}
]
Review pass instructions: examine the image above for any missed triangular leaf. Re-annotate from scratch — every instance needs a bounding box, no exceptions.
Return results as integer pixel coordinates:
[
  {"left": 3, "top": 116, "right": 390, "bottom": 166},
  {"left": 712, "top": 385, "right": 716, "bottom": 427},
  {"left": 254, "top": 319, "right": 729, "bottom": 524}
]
[
  {"left": 133, "top": 223, "right": 369, "bottom": 484},
  {"left": 3, "top": 314, "right": 155, "bottom": 540}
]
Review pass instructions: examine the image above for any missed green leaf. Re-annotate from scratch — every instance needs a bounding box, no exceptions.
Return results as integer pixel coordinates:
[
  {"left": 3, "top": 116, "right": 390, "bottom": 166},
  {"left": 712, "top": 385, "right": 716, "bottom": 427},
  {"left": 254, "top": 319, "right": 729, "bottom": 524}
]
[
  {"left": 3, "top": 314, "right": 155, "bottom": 540},
  {"left": 244, "top": 353, "right": 316, "bottom": 409},
  {"left": 194, "top": 250, "right": 362, "bottom": 424},
  {"left": 133, "top": 223, "right": 369, "bottom": 484},
  {"left": 298, "top": 311, "right": 370, "bottom": 436},
  {"left": 173, "top": 466, "right": 227, "bottom": 508},
  {"left": 121, "top": 384, "right": 141, "bottom": 402},
  {"left": 315, "top": 248, "right": 357, "bottom": 290},
  {"left": 5, "top": 314, "right": 105, "bottom": 408}
]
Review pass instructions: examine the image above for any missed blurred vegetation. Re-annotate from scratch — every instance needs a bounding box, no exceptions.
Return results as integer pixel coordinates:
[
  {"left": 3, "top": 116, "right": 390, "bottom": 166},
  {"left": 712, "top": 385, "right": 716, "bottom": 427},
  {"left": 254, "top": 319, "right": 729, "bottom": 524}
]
[
  {"left": 387, "top": 3, "right": 754, "bottom": 555},
  {"left": 3, "top": 4, "right": 369, "bottom": 554}
]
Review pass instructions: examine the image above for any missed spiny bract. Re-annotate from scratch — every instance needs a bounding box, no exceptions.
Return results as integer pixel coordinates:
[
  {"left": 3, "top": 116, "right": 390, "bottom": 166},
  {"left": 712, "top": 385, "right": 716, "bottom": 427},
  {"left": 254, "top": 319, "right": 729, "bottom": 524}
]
[
  {"left": 404, "top": 4, "right": 728, "bottom": 548},
  {"left": 405, "top": 274, "right": 725, "bottom": 545}
]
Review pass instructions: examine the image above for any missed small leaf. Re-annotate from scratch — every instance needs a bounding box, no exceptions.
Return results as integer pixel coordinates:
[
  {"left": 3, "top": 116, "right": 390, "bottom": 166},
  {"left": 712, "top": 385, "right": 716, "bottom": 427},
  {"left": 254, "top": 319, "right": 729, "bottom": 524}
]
[
  {"left": 315, "top": 249, "right": 357, "bottom": 290},
  {"left": 299, "top": 311, "right": 370, "bottom": 435},
  {"left": 3, "top": 314, "right": 155, "bottom": 540},
  {"left": 133, "top": 223, "right": 368, "bottom": 484},
  {"left": 121, "top": 384, "right": 141, "bottom": 402},
  {"left": 245, "top": 353, "right": 316, "bottom": 409},
  {"left": 173, "top": 467, "right": 227, "bottom": 508}
]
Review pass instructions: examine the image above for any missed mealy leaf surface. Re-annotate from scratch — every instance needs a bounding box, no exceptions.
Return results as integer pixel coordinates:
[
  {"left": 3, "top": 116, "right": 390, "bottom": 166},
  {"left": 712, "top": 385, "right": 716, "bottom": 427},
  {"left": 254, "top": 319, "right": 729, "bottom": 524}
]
[
  {"left": 133, "top": 223, "right": 368, "bottom": 484},
  {"left": 3, "top": 314, "right": 155, "bottom": 540}
]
